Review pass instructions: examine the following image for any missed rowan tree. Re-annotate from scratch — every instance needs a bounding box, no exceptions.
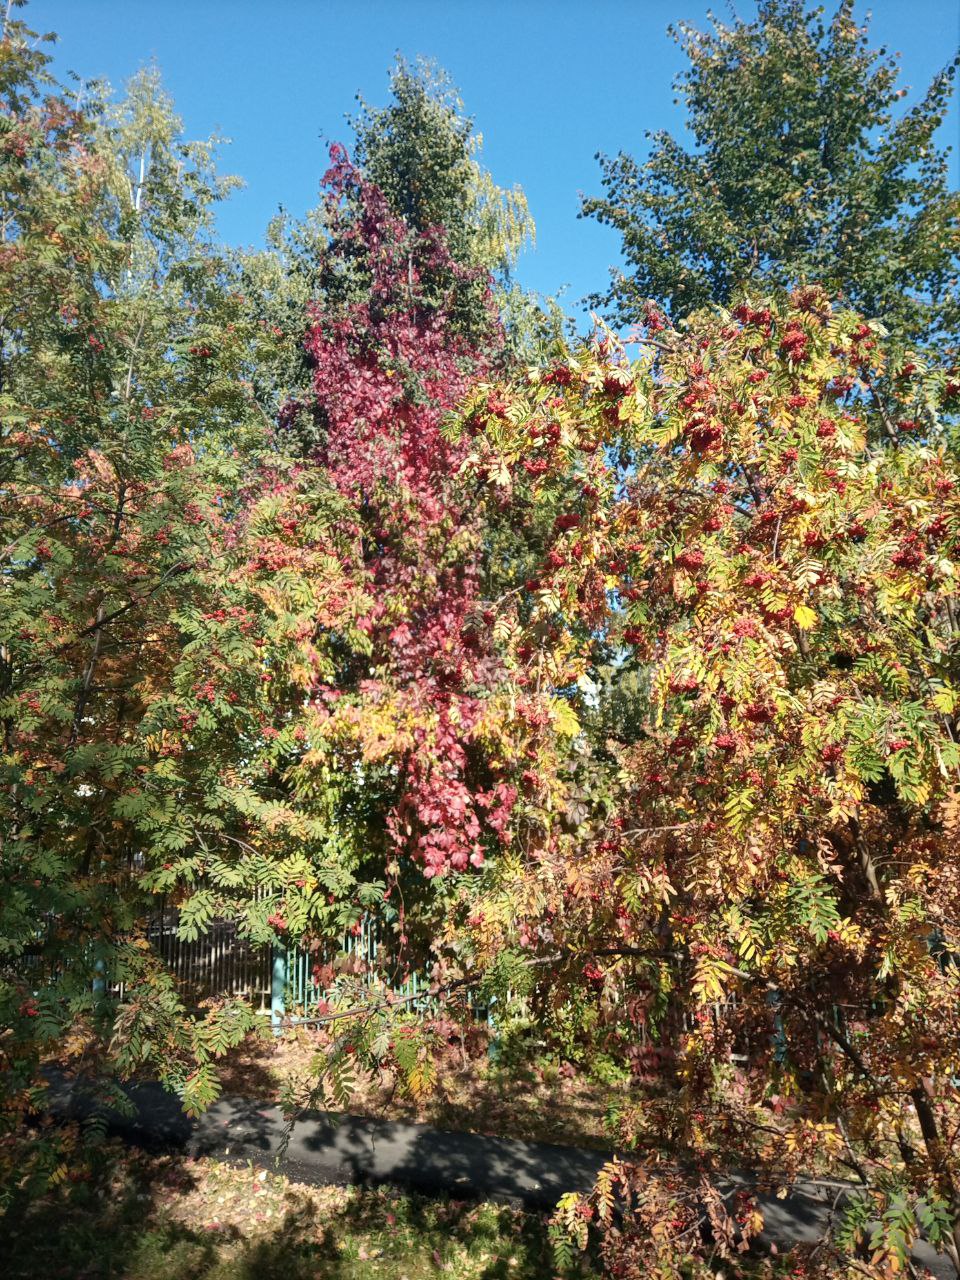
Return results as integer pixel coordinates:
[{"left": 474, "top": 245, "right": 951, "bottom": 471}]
[
  {"left": 0, "top": 24, "right": 536, "bottom": 1178},
  {"left": 5, "top": 11, "right": 960, "bottom": 1278},
  {"left": 447, "top": 291, "right": 960, "bottom": 1276},
  {"left": 0, "top": 20, "right": 278, "bottom": 1193}
]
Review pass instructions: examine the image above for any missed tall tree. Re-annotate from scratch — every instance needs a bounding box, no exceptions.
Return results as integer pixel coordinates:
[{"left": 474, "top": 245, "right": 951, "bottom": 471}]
[
  {"left": 582, "top": 0, "right": 960, "bottom": 352},
  {"left": 453, "top": 293, "right": 960, "bottom": 1277},
  {"left": 240, "top": 56, "right": 546, "bottom": 446},
  {"left": 352, "top": 56, "right": 532, "bottom": 286},
  {"left": 0, "top": 20, "right": 275, "bottom": 1195}
]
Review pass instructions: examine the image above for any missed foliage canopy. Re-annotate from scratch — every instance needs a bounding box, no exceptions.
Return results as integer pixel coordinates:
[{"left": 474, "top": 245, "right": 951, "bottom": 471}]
[
  {"left": 582, "top": 0, "right": 960, "bottom": 353},
  {"left": 2, "top": 7, "right": 960, "bottom": 1278}
]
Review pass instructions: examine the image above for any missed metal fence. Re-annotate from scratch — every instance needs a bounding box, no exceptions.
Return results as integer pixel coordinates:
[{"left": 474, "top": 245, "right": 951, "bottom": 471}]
[
  {"left": 138, "top": 906, "right": 446, "bottom": 1029},
  {"left": 21, "top": 904, "right": 737, "bottom": 1045},
  {"left": 144, "top": 907, "right": 275, "bottom": 1009}
]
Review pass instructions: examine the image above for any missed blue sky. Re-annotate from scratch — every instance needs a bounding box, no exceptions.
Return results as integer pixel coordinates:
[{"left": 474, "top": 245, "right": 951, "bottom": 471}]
[{"left": 35, "top": 0, "right": 960, "bottom": 313}]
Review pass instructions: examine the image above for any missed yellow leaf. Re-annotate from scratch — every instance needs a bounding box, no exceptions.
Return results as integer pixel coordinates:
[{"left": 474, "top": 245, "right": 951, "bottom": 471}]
[
  {"left": 933, "top": 687, "right": 956, "bottom": 714},
  {"left": 794, "top": 604, "right": 817, "bottom": 630},
  {"left": 550, "top": 697, "right": 581, "bottom": 740}
]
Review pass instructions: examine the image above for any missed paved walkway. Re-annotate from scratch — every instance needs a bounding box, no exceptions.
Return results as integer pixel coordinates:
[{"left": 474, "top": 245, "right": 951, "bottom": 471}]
[{"left": 46, "top": 1073, "right": 956, "bottom": 1277}]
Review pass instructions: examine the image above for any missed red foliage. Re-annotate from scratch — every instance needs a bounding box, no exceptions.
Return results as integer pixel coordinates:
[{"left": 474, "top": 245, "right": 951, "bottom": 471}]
[{"left": 295, "top": 148, "right": 513, "bottom": 877}]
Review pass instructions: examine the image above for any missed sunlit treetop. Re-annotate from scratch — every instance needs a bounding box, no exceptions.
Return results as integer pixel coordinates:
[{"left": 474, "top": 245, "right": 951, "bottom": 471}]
[{"left": 583, "top": 0, "right": 960, "bottom": 353}]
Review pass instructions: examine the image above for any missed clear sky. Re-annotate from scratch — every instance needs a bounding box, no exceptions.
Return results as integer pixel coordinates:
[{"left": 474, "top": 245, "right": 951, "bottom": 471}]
[{"left": 33, "top": 0, "right": 960, "bottom": 314}]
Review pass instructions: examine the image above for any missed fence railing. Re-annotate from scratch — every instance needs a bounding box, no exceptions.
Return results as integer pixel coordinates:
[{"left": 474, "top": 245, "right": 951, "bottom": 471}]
[
  {"left": 143, "top": 908, "right": 275, "bottom": 1008},
  {"left": 116, "top": 906, "right": 457, "bottom": 1030},
  {"left": 20, "top": 907, "right": 746, "bottom": 1048}
]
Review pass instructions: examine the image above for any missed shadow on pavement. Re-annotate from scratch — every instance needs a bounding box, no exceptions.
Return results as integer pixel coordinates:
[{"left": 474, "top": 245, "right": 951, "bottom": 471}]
[{"left": 40, "top": 1070, "right": 958, "bottom": 1278}]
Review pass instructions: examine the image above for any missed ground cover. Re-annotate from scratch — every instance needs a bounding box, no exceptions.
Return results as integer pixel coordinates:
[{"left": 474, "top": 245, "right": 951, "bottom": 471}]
[{"left": 0, "top": 1143, "right": 599, "bottom": 1280}]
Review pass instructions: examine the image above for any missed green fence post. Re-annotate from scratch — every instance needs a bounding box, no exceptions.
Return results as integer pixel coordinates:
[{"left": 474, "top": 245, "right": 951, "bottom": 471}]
[
  {"left": 271, "top": 946, "right": 286, "bottom": 1037},
  {"left": 486, "top": 996, "right": 500, "bottom": 1063}
]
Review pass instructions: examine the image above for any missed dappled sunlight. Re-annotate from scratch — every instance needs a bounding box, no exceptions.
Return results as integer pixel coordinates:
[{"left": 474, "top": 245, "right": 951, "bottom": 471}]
[{"left": 1, "top": 1146, "right": 596, "bottom": 1280}]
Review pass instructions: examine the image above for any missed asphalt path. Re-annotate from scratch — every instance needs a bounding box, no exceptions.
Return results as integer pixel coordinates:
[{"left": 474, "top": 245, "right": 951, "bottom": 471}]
[{"left": 44, "top": 1073, "right": 956, "bottom": 1278}]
